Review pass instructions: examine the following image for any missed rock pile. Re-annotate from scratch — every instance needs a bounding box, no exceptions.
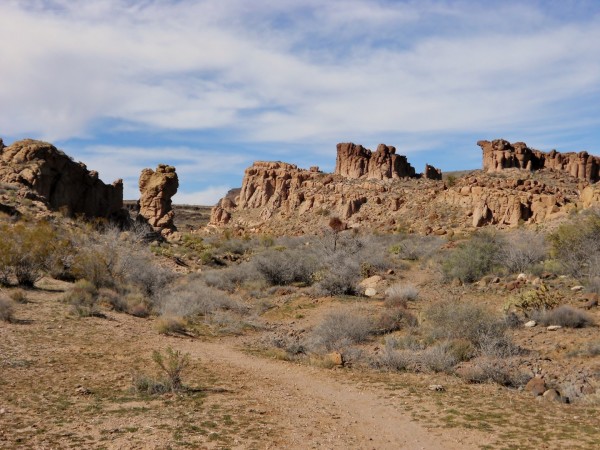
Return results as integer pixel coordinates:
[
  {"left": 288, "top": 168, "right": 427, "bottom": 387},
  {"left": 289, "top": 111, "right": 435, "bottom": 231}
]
[
  {"left": 0, "top": 139, "right": 123, "bottom": 218},
  {"left": 479, "top": 139, "right": 599, "bottom": 183},
  {"left": 138, "top": 164, "right": 179, "bottom": 237}
]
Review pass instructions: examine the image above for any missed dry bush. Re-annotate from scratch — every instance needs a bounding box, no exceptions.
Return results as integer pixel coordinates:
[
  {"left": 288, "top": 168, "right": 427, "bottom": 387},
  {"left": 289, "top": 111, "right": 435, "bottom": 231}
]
[
  {"left": 385, "top": 284, "right": 418, "bottom": 306},
  {"left": 97, "top": 288, "right": 127, "bottom": 312},
  {"left": 8, "top": 289, "right": 28, "bottom": 304},
  {"left": 536, "top": 305, "right": 593, "bottom": 328},
  {"left": 499, "top": 230, "right": 548, "bottom": 274},
  {"left": 419, "top": 342, "right": 458, "bottom": 374},
  {"left": 389, "top": 234, "right": 443, "bottom": 261},
  {"left": 202, "top": 263, "right": 259, "bottom": 292},
  {"left": 132, "top": 347, "right": 191, "bottom": 394},
  {"left": 375, "top": 307, "right": 418, "bottom": 334},
  {"left": 372, "top": 338, "right": 416, "bottom": 371},
  {"left": 0, "top": 294, "right": 15, "bottom": 322},
  {"left": 309, "top": 309, "right": 374, "bottom": 351},
  {"left": 549, "top": 209, "right": 600, "bottom": 283},
  {"left": 384, "top": 334, "right": 426, "bottom": 351},
  {"left": 441, "top": 230, "right": 504, "bottom": 283},
  {"left": 252, "top": 248, "right": 317, "bottom": 286},
  {"left": 64, "top": 280, "right": 102, "bottom": 317},
  {"left": 458, "top": 357, "right": 528, "bottom": 387},
  {"left": 156, "top": 316, "right": 188, "bottom": 335}
]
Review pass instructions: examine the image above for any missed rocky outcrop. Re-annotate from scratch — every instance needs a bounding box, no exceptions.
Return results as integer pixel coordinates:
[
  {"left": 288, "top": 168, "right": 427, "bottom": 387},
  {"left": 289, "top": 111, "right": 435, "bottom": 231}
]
[
  {"left": 479, "top": 139, "right": 599, "bottom": 183},
  {"left": 0, "top": 139, "right": 123, "bottom": 218},
  {"left": 138, "top": 164, "right": 178, "bottom": 237},
  {"left": 424, "top": 164, "right": 442, "bottom": 180},
  {"left": 335, "top": 143, "right": 418, "bottom": 180}
]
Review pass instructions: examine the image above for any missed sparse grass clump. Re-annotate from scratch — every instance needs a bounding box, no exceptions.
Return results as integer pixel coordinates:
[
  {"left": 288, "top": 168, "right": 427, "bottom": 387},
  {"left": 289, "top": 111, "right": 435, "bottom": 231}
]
[
  {"left": 64, "top": 280, "right": 102, "bottom": 317},
  {"left": 156, "top": 316, "right": 188, "bottom": 335},
  {"left": 458, "top": 357, "right": 528, "bottom": 387},
  {"left": 132, "top": 347, "right": 191, "bottom": 395},
  {"left": 384, "top": 284, "right": 418, "bottom": 307},
  {"left": 8, "top": 289, "right": 28, "bottom": 304},
  {"left": 536, "top": 305, "right": 593, "bottom": 328},
  {"left": 0, "top": 294, "right": 15, "bottom": 322}
]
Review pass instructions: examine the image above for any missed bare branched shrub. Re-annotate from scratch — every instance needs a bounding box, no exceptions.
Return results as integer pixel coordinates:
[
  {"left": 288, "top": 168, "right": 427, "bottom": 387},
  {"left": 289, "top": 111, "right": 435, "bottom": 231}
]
[
  {"left": 373, "top": 343, "right": 415, "bottom": 372},
  {"left": 375, "top": 307, "right": 418, "bottom": 334},
  {"left": 424, "top": 300, "right": 510, "bottom": 351},
  {"left": 0, "top": 294, "right": 15, "bottom": 322},
  {"left": 64, "top": 280, "right": 102, "bottom": 317},
  {"left": 441, "top": 230, "right": 504, "bottom": 283},
  {"left": 536, "top": 305, "right": 593, "bottom": 328},
  {"left": 419, "top": 342, "right": 458, "bottom": 373},
  {"left": 550, "top": 208, "right": 600, "bottom": 283},
  {"left": 252, "top": 248, "right": 317, "bottom": 286},
  {"left": 458, "top": 357, "right": 528, "bottom": 387},
  {"left": 309, "top": 309, "right": 374, "bottom": 351},
  {"left": 202, "top": 263, "right": 260, "bottom": 292},
  {"left": 152, "top": 347, "right": 190, "bottom": 391},
  {"left": 385, "top": 284, "right": 418, "bottom": 307},
  {"left": 499, "top": 230, "right": 548, "bottom": 274}
]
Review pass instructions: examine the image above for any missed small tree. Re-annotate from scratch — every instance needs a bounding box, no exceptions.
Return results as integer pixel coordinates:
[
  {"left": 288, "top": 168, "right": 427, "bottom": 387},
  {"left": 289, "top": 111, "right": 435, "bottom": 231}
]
[
  {"left": 152, "top": 347, "right": 191, "bottom": 391},
  {"left": 328, "top": 217, "right": 345, "bottom": 252}
]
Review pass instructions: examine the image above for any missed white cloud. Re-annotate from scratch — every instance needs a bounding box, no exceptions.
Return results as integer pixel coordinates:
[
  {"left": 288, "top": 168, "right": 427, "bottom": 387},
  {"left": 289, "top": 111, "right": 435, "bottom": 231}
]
[
  {"left": 0, "top": 0, "right": 599, "bottom": 149},
  {"left": 173, "top": 186, "right": 230, "bottom": 206}
]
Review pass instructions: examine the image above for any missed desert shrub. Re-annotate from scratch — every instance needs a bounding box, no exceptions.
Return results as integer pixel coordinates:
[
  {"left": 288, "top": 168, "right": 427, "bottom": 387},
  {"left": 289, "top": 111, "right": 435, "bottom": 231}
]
[
  {"left": 441, "top": 230, "right": 504, "bottom": 283},
  {"left": 499, "top": 230, "right": 548, "bottom": 274},
  {"left": 202, "top": 263, "right": 260, "bottom": 292},
  {"left": 446, "top": 338, "right": 476, "bottom": 362},
  {"left": 97, "top": 288, "right": 127, "bottom": 312},
  {"left": 310, "top": 309, "right": 374, "bottom": 351},
  {"left": 375, "top": 307, "right": 418, "bottom": 334},
  {"left": 549, "top": 209, "right": 600, "bottom": 282},
  {"left": 152, "top": 347, "right": 190, "bottom": 391},
  {"left": 505, "top": 283, "right": 562, "bottom": 317},
  {"left": 384, "top": 334, "right": 426, "bottom": 351},
  {"left": 458, "top": 357, "right": 528, "bottom": 387},
  {"left": 252, "top": 248, "right": 317, "bottom": 286},
  {"left": 419, "top": 342, "right": 458, "bottom": 374},
  {"left": 313, "top": 249, "right": 362, "bottom": 296},
  {"left": 385, "top": 284, "right": 418, "bottom": 306},
  {"left": 373, "top": 343, "right": 415, "bottom": 372},
  {"left": 424, "top": 300, "right": 509, "bottom": 350},
  {"left": 8, "top": 289, "right": 28, "bottom": 304},
  {"left": 536, "top": 305, "right": 593, "bottom": 328},
  {"left": 156, "top": 316, "right": 188, "bottom": 335},
  {"left": 389, "top": 234, "right": 443, "bottom": 261},
  {"left": 131, "top": 373, "right": 172, "bottom": 395},
  {"left": 158, "top": 278, "right": 247, "bottom": 319},
  {"left": 64, "top": 280, "right": 101, "bottom": 317},
  {"left": 0, "top": 294, "right": 15, "bottom": 322}
]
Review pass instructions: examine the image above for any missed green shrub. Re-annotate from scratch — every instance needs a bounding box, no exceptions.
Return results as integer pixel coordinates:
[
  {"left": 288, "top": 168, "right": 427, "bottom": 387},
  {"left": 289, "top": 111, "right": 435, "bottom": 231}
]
[{"left": 441, "top": 231, "right": 504, "bottom": 283}]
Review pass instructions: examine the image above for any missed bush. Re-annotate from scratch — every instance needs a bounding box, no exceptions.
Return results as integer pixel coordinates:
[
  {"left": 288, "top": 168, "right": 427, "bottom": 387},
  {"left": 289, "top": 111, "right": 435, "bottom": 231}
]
[
  {"left": 156, "top": 316, "right": 188, "bottom": 335},
  {"left": 441, "top": 231, "right": 504, "bottom": 283},
  {"left": 389, "top": 235, "right": 442, "bottom": 261},
  {"left": 505, "top": 283, "right": 562, "bottom": 317},
  {"left": 458, "top": 357, "right": 528, "bottom": 387},
  {"left": 64, "top": 280, "right": 102, "bottom": 317},
  {"left": 419, "top": 342, "right": 458, "bottom": 374},
  {"left": 8, "top": 289, "right": 28, "bottom": 304},
  {"left": 549, "top": 209, "right": 600, "bottom": 282},
  {"left": 373, "top": 342, "right": 415, "bottom": 372},
  {"left": 152, "top": 347, "right": 190, "bottom": 391},
  {"left": 499, "top": 230, "right": 548, "bottom": 274},
  {"left": 0, "top": 294, "right": 15, "bottom": 322},
  {"left": 252, "top": 248, "right": 317, "bottom": 286},
  {"left": 310, "top": 309, "right": 374, "bottom": 351},
  {"left": 424, "top": 300, "right": 509, "bottom": 350},
  {"left": 536, "top": 305, "right": 593, "bottom": 328},
  {"left": 375, "top": 307, "right": 418, "bottom": 334},
  {"left": 385, "top": 284, "right": 418, "bottom": 306}
]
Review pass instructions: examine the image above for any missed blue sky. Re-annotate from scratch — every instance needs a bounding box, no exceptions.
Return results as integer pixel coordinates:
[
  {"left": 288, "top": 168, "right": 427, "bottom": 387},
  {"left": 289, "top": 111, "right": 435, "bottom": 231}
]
[{"left": 1, "top": 0, "right": 599, "bottom": 204}]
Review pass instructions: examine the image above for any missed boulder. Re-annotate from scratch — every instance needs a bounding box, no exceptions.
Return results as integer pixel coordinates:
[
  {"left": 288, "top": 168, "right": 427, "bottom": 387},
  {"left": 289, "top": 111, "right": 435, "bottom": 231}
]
[
  {"left": 0, "top": 139, "right": 123, "bottom": 218},
  {"left": 138, "top": 164, "right": 179, "bottom": 237},
  {"left": 525, "top": 377, "right": 546, "bottom": 396}
]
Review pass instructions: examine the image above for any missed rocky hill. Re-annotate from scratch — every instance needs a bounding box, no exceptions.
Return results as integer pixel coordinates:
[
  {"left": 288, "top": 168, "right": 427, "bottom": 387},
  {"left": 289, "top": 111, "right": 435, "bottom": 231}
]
[
  {"left": 210, "top": 140, "right": 600, "bottom": 235},
  {"left": 0, "top": 138, "right": 123, "bottom": 219}
]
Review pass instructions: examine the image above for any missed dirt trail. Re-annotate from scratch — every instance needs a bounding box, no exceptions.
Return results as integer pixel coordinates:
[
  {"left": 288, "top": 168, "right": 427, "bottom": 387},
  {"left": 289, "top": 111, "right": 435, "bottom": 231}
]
[{"left": 172, "top": 338, "right": 483, "bottom": 449}]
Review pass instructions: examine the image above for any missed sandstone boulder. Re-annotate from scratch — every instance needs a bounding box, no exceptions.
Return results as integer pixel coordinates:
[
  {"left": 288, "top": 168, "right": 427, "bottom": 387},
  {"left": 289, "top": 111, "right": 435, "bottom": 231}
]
[
  {"left": 335, "top": 143, "right": 418, "bottom": 180},
  {"left": 0, "top": 139, "right": 123, "bottom": 218},
  {"left": 138, "top": 164, "right": 178, "bottom": 236}
]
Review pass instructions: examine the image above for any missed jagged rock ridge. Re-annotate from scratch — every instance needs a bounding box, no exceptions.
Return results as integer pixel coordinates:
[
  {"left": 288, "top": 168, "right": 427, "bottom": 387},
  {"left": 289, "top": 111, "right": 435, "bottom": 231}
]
[
  {"left": 479, "top": 139, "right": 599, "bottom": 183},
  {"left": 0, "top": 138, "right": 123, "bottom": 218}
]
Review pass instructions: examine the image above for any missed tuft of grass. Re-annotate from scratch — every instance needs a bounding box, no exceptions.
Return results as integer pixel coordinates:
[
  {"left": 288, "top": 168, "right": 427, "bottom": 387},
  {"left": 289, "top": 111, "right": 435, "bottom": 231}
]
[
  {"left": 156, "top": 316, "right": 188, "bottom": 335},
  {"left": 0, "top": 294, "right": 15, "bottom": 322},
  {"left": 384, "top": 284, "right": 418, "bottom": 307},
  {"left": 536, "top": 305, "right": 593, "bottom": 328},
  {"left": 8, "top": 289, "right": 28, "bottom": 304}
]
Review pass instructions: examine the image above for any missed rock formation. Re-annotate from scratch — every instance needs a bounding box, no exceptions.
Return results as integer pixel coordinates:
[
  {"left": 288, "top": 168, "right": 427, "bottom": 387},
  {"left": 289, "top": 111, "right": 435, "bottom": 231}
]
[
  {"left": 335, "top": 143, "right": 419, "bottom": 180},
  {"left": 424, "top": 164, "right": 442, "bottom": 180},
  {"left": 138, "top": 164, "right": 179, "bottom": 237},
  {"left": 0, "top": 139, "right": 123, "bottom": 218},
  {"left": 479, "top": 139, "right": 599, "bottom": 183}
]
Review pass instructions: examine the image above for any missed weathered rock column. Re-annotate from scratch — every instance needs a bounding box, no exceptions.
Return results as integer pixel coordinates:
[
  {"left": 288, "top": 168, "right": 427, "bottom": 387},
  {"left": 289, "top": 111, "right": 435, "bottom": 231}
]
[{"left": 138, "top": 164, "right": 178, "bottom": 237}]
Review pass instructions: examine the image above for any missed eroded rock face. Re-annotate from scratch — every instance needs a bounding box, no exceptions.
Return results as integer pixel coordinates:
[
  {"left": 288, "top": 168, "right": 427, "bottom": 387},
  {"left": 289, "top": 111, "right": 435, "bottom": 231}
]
[
  {"left": 0, "top": 139, "right": 123, "bottom": 218},
  {"left": 138, "top": 164, "right": 178, "bottom": 236},
  {"left": 479, "top": 139, "right": 599, "bottom": 183},
  {"left": 424, "top": 164, "right": 442, "bottom": 180},
  {"left": 335, "top": 143, "right": 418, "bottom": 180}
]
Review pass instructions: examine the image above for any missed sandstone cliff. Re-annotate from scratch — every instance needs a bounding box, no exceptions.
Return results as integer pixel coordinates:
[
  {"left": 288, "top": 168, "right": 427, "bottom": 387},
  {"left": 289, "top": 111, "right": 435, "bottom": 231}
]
[
  {"left": 479, "top": 139, "right": 599, "bottom": 183},
  {"left": 0, "top": 139, "right": 123, "bottom": 218},
  {"left": 138, "top": 164, "right": 179, "bottom": 237}
]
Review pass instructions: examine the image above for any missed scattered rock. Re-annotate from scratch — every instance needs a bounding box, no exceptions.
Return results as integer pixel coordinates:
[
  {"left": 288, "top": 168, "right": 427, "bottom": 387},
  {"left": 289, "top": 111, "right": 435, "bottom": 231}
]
[
  {"left": 524, "top": 320, "right": 537, "bottom": 328},
  {"left": 547, "top": 325, "right": 562, "bottom": 331},
  {"left": 571, "top": 285, "right": 584, "bottom": 291},
  {"left": 364, "top": 288, "right": 377, "bottom": 297},
  {"left": 517, "top": 273, "right": 527, "bottom": 281},
  {"left": 75, "top": 385, "right": 92, "bottom": 395},
  {"left": 327, "top": 352, "right": 344, "bottom": 367},
  {"left": 542, "top": 389, "right": 561, "bottom": 402},
  {"left": 428, "top": 384, "right": 445, "bottom": 392},
  {"left": 525, "top": 377, "right": 546, "bottom": 396},
  {"left": 359, "top": 275, "right": 382, "bottom": 289}
]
